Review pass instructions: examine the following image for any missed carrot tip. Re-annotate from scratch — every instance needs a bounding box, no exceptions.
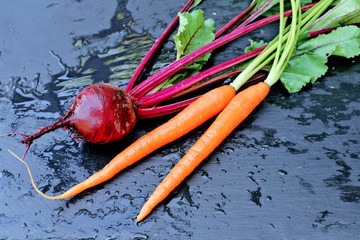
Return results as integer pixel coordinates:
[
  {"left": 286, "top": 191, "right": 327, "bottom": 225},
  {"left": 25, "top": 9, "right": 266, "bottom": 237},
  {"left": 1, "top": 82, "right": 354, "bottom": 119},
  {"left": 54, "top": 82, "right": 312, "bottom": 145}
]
[
  {"left": 136, "top": 207, "right": 149, "bottom": 222},
  {"left": 136, "top": 215, "right": 145, "bottom": 222}
]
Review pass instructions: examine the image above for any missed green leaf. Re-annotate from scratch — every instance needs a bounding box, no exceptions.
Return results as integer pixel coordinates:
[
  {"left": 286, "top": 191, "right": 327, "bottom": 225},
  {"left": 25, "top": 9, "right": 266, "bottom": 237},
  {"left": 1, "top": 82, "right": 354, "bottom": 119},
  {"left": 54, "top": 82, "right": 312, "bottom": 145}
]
[
  {"left": 158, "top": 10, "right": 215, "bottom": 90},
  {"left": 250, "top": 0, "right": 280, "bottom": 16},
  {"left": 189, "top": 0, "right": 203, "bottom": 11},
  {"left": 174, "top": 10, "right": 215, "bottom": 66},
  {"left": 229, "top": 39, "right": 268, "bottom": 72},
  {"left": 310, "top": 0, "right": 360, "bottom": 31},
  {"left": 280, "top": 26, "right": 360, "bottom": 93},
  {"left": 244, "top": 39, "right": 268, "bottom": 53}
]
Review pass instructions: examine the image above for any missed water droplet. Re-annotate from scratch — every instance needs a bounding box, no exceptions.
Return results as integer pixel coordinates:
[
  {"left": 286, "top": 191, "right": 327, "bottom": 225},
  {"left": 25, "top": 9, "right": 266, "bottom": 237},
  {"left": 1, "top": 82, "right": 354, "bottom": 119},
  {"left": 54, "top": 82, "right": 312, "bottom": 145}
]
[
  {"left": 214, "top": 203, "right": 226, "bottom": 215},
  {"left": 278, "top": 169, "right": 288, "bottom": 175}
]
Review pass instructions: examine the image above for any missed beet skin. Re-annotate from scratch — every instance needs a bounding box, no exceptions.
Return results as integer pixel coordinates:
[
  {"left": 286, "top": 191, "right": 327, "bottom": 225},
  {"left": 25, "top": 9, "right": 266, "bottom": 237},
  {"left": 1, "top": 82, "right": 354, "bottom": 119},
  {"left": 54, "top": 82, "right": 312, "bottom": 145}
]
[
  {"left": 65, "top": 83, "right": 137, "bottom": 143},
  {"left": 21, "top": 83, "right": 137, "bottom": 145}
]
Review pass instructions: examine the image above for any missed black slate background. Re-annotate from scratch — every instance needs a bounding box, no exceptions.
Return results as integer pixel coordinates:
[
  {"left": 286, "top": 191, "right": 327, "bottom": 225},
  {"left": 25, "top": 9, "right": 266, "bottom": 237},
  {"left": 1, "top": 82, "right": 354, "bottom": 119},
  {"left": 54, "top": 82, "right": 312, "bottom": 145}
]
[{"left": 0, "top": 0, "right": 359, "bottom": 239}]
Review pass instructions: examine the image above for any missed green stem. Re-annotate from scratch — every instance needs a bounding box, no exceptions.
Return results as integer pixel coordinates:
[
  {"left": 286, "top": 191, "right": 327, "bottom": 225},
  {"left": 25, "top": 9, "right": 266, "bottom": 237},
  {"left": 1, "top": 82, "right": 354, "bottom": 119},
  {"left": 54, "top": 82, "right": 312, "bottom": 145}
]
[
  {"left": 265, "top": 0, "right": 299, "bottom": 87},
  {"left": 230, "top": 0, "right": 334, "bottom": 91},
  {"left": 270, "top": 1, "right": 286, "bottom": 74}
]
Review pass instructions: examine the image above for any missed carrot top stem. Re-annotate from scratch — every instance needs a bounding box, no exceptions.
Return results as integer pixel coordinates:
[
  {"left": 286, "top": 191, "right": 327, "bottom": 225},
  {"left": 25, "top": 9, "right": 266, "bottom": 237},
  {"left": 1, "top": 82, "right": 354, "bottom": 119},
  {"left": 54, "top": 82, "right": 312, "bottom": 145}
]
[
  {"left": 265, "top": 0, "right": 298, "bottom": 86},
  {"left": 230, "top": 0, "right": 334, "bottom": 91},
  {"left": 265, "top": 0, "right": 334, "bottom": 87}
]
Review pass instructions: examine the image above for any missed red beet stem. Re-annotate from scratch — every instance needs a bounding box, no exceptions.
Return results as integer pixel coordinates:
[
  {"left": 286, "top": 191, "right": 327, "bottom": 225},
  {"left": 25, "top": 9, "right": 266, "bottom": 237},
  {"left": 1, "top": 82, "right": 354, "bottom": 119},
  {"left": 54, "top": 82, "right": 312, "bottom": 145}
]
[
  {"left": 233, "top": 0, "right": 274, "bottom": 31},
  {"left": 137, "top": 97, "right": 198, "bottom": 119},
  {"left": 138, "top": 45, "right": 266, "bottom": 108},
  {"left": 137, "top": 72, "right": 267, "bottom": 119},
  {"left": 308, "top": 22, "right": 360, "bottom": 37},
  {"left": 129, "top": 4, "right": 315, "bottom": 99},
  {"left": 172, "top": 71, "right": 267, "bottom": 100},
  {"left": 20, "top": 118, "right": 71, "bottom": 146},
  {"left": 171, "top": 70, "right": 242, "bottom": 99},
  {"left": 215, "top": 3, "right": 255, "bottom": 38},
  {"left": 220, "top": 0, "right": 276, "bottom": 38},
  {"left": 125, "top": 0, "right": 195, "bottom": 93}
]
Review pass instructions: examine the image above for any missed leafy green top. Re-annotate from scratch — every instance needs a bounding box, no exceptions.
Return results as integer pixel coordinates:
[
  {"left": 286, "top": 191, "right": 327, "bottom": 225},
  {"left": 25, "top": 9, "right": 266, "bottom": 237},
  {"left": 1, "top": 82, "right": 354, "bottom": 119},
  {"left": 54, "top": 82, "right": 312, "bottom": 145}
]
[
  {"left": 174, "top": 10, "right": 215, "bottom": 68},
  {"left": 281, "top": 25, "right": 360, "bottom": 92},
  {"left": 156, "top": 10, "right": 215, "bottom": 90},
  {"left": 309, "top": 0, "right": 360, "bottom": 31}
]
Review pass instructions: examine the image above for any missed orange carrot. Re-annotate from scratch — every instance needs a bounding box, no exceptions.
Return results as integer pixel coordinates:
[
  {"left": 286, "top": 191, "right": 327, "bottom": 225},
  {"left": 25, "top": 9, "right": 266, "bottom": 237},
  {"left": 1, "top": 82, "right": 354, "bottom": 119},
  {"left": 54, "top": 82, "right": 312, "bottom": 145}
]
[
  {"left": 11, "top": 85, "right": 236, "bottom": 200},
  {"left": 137, "top": 82, "right": 270, "bottom": 222},
  {"left": 137, "top": 0, "right": 305, "bottom": 221}
]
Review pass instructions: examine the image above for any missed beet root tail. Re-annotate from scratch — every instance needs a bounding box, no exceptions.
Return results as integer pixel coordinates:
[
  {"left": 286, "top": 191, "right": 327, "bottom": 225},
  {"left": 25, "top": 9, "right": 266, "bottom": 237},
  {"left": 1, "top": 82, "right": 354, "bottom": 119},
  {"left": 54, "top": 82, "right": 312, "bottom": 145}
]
[
  {"left": 20, "top": 118, "right": 71, "bottom": 146},
  {"left": 0, "top": 132, "right": 30, "bottom": 138}
]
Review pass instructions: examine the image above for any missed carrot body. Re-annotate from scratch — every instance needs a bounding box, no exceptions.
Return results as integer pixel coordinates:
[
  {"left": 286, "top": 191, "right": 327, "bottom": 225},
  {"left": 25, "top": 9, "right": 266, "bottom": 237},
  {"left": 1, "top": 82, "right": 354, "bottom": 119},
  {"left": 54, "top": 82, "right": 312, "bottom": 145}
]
[
  {"left": 22, "top": 85, "right": 235, "bottom": 199},
  {"left": 137, "top": 82, "right": 270, "bottom": 221}
]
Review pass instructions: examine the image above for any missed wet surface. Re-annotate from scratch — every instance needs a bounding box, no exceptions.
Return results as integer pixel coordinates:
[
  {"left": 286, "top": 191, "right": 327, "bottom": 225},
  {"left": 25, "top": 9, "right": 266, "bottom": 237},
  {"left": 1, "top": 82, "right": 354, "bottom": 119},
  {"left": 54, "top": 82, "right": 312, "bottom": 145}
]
[{"left": 0, "top": 0, "right": 359, "bottom": 239}]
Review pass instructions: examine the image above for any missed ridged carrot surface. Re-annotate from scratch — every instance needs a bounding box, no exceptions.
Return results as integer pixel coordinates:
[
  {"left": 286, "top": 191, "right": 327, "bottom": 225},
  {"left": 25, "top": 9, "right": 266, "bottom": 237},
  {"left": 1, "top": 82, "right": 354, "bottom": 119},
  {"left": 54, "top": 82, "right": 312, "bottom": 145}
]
[{"left": 137, "top": 82, "right": 270, "bottom": 221}]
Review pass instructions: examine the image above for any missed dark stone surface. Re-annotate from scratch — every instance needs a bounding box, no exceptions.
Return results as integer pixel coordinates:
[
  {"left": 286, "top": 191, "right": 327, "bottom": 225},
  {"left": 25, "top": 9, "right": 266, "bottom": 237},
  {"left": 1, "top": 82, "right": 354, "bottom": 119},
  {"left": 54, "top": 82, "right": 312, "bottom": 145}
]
[{"left": 0, "top": 0, "right": 359, "bottom": 239}]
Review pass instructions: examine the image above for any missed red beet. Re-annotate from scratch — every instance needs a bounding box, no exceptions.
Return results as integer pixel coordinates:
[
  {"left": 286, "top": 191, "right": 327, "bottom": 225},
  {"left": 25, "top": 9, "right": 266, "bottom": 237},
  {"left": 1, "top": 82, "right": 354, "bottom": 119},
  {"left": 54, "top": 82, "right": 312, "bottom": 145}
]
[{"left": 21, "top": 83, "right": 137, "bottom": 145}]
